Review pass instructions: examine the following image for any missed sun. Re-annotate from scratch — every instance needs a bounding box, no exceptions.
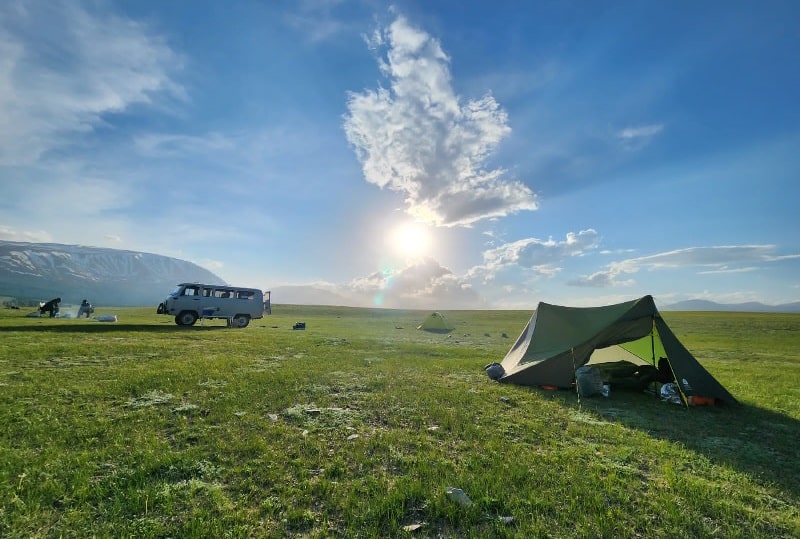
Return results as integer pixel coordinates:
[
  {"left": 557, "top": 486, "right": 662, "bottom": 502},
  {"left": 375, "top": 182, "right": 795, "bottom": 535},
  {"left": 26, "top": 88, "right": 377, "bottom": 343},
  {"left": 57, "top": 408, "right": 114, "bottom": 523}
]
[{"left": 389, "top": 222, "right": 432, "bottom": 259}]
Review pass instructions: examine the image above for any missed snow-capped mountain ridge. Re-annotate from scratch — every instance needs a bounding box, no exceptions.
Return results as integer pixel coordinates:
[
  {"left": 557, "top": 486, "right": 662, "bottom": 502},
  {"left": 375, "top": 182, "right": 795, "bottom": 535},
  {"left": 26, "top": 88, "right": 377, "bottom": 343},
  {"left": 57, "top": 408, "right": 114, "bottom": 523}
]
[{"left": 0, "top": 241, "right": 224, "bottom": 306}]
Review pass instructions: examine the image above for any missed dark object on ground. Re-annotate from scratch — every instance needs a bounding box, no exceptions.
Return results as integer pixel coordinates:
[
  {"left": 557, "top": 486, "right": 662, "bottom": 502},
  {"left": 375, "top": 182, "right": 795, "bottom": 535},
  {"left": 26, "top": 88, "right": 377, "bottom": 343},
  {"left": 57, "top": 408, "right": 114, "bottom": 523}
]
[
  {"left": 593, "top": 360, "right": 658, "bottom": 391},
  {"left": 293, "top": 321, "right": 306, "bottom": 330},
  {"left": 576, "top": 365, "right": 605, "bottom": 397},
  {"left": 484, "top": 362, "right": 505, "bottom": 381},
  {"left": 39, "top": 297, "right": 61, "bottom": 317}
]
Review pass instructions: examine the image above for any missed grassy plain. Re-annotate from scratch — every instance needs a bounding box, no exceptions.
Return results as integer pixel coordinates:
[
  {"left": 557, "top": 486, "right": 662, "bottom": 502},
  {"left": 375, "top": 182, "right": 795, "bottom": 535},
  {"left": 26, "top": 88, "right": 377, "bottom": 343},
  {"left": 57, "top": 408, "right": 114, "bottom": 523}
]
[{"left": 0, "top": 305, "right": 798, "bottom": 538}]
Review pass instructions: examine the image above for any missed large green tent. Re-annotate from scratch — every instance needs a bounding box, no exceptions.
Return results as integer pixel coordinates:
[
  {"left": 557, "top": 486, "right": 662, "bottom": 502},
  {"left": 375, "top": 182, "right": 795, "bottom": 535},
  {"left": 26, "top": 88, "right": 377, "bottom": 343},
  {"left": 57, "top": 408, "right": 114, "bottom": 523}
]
[{"left": 494, "top": 295, "right": 736, "bottom": 405}]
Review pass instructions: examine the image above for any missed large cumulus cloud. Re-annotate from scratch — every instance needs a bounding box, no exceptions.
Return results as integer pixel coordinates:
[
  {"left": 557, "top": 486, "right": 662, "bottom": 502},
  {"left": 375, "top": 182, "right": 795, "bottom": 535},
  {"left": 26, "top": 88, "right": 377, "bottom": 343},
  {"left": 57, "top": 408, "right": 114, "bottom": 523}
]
[{"left": 343, "top": 16, "right": 537, "bottom": 227}]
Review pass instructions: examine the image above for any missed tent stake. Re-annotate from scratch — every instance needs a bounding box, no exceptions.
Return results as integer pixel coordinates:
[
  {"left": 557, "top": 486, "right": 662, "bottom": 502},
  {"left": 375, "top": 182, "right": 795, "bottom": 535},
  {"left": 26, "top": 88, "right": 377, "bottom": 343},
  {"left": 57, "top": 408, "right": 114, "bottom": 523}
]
[
  {"left": 571, "top": 347, "right": 581, "bottom": 408},
  {"left": 650, "top": 317, "right": 656, "bottom": 365}
]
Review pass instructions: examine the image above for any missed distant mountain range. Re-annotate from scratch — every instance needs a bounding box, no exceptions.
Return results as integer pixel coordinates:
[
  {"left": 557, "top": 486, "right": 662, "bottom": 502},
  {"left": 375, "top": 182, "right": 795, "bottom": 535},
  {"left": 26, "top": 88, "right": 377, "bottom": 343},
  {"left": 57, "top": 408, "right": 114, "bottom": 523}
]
[
  {"left": 3, "top": 241, "right": 798, "bottom": 313},
  {"left": 269, "top": 285, "right": 351, "bottom": 307},
  {"left": 0, "top": 241, "right": 223, "bottom": 307},
  {"left": 663, "top": 299, "right": 800, "bottom": 313}
]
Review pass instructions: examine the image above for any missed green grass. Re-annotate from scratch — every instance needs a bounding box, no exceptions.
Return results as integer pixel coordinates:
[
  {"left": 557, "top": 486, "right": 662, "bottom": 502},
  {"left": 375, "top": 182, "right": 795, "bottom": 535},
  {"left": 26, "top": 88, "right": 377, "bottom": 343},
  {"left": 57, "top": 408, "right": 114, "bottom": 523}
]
[{"left": 0, "top": 305, "right": 798, "bottom": 538}]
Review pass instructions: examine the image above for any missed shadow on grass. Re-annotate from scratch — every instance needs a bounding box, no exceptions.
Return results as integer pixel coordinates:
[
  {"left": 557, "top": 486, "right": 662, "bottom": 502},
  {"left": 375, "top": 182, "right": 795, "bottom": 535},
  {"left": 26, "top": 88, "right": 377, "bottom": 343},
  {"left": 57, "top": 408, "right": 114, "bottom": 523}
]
[
  {"left": 0, "top": 322, "right": 260, "bottom": 333},
  {"left": 543, "top": 388, "right": 800, "bottom": 499}
]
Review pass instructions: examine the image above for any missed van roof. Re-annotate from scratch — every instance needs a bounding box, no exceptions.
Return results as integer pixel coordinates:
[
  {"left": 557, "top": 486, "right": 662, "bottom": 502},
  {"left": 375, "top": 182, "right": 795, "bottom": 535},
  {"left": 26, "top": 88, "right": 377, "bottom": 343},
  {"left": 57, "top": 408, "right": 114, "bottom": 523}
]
[{"left": 178, "top": 282, "right": 261, "bottom": 292}]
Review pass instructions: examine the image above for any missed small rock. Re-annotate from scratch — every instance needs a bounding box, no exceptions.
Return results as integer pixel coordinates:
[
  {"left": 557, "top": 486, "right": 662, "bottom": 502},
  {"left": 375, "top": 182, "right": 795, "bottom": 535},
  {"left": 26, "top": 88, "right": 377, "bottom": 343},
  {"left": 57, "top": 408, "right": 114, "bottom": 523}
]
[{"left": 445, "top": 487, "right": 472, "bottom": 506}]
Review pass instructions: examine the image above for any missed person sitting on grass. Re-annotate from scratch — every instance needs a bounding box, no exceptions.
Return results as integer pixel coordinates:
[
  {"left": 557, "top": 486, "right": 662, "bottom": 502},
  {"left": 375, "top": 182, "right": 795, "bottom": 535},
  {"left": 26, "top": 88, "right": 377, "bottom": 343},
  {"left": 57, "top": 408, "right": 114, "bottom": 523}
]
[
  {"left": 77, "top": 299, "right": 94, "bottom": 318},
  {"left": 39, "top": 297, "right": 61, "bottom": 318}
]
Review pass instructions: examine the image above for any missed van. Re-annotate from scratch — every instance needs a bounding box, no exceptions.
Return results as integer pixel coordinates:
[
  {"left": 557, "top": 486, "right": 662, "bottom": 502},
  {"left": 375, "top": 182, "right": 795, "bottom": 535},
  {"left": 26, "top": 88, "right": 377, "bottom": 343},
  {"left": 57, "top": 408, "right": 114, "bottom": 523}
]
[{"left": 157, "top": 283, "right": 268, "bottom": 327}]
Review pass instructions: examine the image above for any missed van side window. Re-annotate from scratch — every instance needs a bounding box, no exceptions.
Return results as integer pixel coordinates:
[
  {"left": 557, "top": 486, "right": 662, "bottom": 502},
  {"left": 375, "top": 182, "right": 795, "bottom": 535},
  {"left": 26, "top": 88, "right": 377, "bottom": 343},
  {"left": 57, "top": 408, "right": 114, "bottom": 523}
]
[
  {"left": 182, "top": 286, "right": 200, "bottom": 296},
  {"left": 238, "top": 291, "right": 254, "bottom": 300},
  {"left": 202, "top": 288, "right": 213, "bottom": 297},
  {"left": 215, "top": 289, "right": 233, "bottom": 298}
]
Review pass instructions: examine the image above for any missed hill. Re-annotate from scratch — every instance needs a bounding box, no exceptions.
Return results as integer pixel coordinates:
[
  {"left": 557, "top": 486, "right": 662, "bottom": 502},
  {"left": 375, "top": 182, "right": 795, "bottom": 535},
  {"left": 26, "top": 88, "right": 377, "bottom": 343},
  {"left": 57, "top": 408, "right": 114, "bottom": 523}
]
[
  {"left": 0, "top": 240, "right": 223, "bottom": 306},
  {"left": 663, "top": 299, "right": 800, "bottom": 313}
]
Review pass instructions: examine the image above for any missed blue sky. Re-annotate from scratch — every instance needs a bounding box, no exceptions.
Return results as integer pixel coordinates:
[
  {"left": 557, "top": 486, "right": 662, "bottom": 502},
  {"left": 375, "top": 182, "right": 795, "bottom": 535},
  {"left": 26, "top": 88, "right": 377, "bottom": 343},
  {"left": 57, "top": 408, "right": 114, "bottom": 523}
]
[{"left": 2, "top": 0, "right": 799, "bottom": 309}]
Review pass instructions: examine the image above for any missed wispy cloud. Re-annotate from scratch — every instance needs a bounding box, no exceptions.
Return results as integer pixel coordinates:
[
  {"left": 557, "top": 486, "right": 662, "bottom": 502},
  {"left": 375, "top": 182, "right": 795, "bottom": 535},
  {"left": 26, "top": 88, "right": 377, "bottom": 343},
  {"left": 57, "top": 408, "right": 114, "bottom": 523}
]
[
  {"left": 615, "top": 123, "right": 664, "bottom": 151},
  {"left": 343, "top": 15, "right": 537, "bottom": 227},
  {"left": 0, "top": 0, "right": 184, "bottom": 166},
  {"left": 697, "top": 266, "right": 758, "bottom": 275},
  {"left": 617, "top": 124, "right": 664, "bottom": 140},
  {"left": 570, "top": 245, "right": 799, "bottom": 287},
  {"left": 134, "top": 132, "right": 236, "bottom": 158}
]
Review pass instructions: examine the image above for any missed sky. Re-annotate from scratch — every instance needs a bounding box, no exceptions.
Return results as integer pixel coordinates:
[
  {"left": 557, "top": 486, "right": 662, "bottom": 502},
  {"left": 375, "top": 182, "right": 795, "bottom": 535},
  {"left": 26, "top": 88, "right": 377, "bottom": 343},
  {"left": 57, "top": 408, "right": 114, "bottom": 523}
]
[{"left": 1, "top": 0, "right": 799, "bottom": 309}]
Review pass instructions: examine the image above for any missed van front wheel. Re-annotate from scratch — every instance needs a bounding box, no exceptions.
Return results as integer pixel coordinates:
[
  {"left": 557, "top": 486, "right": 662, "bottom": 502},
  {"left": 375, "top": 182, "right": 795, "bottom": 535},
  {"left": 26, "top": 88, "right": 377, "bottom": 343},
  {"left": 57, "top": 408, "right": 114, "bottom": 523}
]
[
  {"left": 232, "top": 315, "right": 250, "bottom": 328},
  {"left": 176, "top": 311, "right": 198, "bottom": 326}
]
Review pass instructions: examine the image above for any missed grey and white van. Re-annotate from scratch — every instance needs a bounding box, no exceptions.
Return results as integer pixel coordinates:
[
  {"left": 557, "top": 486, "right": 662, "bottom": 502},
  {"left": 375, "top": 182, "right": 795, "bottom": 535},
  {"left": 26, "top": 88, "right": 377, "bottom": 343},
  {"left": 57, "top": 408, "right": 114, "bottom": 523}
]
[{"left": 157, "top": 283, "right": 268, "bottom": 327}]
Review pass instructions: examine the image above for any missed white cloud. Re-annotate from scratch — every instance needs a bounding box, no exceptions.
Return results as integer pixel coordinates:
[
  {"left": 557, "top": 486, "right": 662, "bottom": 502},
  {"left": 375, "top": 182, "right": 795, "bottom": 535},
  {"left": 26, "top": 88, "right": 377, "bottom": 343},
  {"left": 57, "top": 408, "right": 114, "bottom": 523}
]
[
  {"left": 570, "top": 245, "right": 799, "bottom": 287},
  {"left": 0, "top": 225, "right": 53, "bottom": 243},
  {"left": 342, "top": 257, "right": 485, "bottom": 309},
  {"left": 568, "top": 270, "right": 635, "bottom": 288},
  {"left": 471, "top": 229, "right": 600, "bottom": 280},
  {"left": 344, "top": 15, "right": 537, "bottom": 227},
  {"left": 0, "top": 0, "right": 184, "bottom": 166}
]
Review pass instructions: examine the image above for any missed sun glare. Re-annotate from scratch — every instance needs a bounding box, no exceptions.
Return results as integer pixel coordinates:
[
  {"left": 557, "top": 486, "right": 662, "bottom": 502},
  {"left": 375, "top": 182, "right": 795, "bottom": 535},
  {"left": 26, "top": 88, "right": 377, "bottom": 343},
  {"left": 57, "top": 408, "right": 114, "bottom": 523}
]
[{"left": 389, "top": 222, "right": 432, "bottom": 259}]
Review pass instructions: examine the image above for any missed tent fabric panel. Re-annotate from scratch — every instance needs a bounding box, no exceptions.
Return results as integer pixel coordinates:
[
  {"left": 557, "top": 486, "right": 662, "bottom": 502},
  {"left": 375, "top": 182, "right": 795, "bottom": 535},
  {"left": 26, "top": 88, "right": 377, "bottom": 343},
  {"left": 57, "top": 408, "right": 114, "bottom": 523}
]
[
  {"left": 499, "top": 349, "right": 582, "bottom": 387},
  {"left": 505, "top": 297, "right": 657, "bottom": 371},
  {"left": 589, "top": 345, "right": 650, "bottom": 366},
  {"left": 524, "top": 300, "right": 642, "bottom": 356},
  {"left": 583, "top": 316, "right": 655, "bottom": 350},
  {"left": 619, "top": 332, "right": 667, "bottom": 364},
  {"left": 499, "top": 312, "right": 538, "bottom": 372},
  {"left": 654, "top": 318, "right": 737, "bottom": 404}
]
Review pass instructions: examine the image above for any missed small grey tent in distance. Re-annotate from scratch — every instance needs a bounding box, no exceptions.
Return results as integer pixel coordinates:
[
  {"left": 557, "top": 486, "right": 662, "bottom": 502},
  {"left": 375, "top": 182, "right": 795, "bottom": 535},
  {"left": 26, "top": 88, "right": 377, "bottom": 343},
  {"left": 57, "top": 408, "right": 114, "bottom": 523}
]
[
  {"left": 488, "top": 295, "right": 736, "bottom": 405},
  {"left": 417, "top": 311, "right": 454, "bottom": 333}
]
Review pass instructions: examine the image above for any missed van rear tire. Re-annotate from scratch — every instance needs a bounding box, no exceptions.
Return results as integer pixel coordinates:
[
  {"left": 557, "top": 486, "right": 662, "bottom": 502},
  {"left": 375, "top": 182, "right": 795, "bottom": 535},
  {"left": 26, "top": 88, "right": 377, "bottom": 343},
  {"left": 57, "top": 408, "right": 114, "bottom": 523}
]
[
  {"left": 176, "top": 311, "right": 198, "bottom": 326},
  {"left": 232, "top": 315, "right": 250, "bottom": 328}
]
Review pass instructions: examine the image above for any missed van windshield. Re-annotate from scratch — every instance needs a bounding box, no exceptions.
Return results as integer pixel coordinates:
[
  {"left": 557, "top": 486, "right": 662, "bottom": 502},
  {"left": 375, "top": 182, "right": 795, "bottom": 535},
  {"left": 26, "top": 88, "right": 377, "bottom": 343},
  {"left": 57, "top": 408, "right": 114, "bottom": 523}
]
[{"left": 169, "top": 286, "right": 183, "bottom": 297}]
